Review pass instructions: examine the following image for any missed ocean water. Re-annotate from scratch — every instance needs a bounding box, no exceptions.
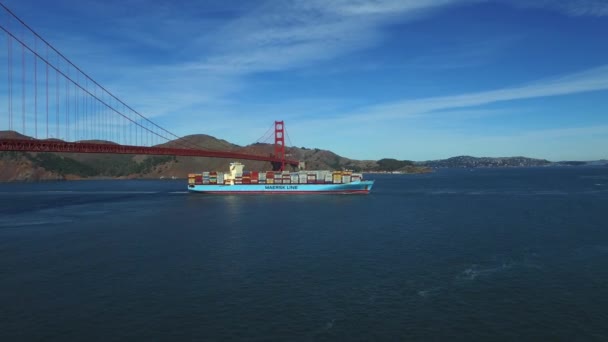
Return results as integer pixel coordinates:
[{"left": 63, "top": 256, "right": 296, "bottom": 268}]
[{"left": 1, "top": 167, "right": 608, "bottom": 341}]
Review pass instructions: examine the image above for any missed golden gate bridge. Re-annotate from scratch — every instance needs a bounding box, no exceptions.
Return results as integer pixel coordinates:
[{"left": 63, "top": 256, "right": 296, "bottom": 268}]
[{"left": 0, "top": 3, "right": 297, "bottom": 171}]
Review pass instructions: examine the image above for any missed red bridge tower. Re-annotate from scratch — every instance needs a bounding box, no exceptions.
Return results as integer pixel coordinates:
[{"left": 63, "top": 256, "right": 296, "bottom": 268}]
[{"left": 274, "top": 120, "right": 286, "bottom": 171}]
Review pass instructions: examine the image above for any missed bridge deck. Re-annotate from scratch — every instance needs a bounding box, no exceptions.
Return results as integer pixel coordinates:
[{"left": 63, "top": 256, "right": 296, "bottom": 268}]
[{"left": 0, "top": 139, "right": 299, "bottom": 166}]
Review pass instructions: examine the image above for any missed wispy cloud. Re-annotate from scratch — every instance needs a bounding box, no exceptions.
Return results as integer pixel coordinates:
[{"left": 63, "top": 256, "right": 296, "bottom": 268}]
[
  {"left": 183, "top": 0, "right": 466, "bottom": 75},
  {"left": 507, "top": 0, "right": 608, "bottom": 17},
  {"left": 340, "top": 64, "right": 608, "bottom": 122}
]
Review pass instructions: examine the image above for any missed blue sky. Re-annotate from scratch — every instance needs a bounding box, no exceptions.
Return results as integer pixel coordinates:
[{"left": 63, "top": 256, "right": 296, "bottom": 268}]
[{"left": 3, "top": 0, "right": 608, "bottom": 161}]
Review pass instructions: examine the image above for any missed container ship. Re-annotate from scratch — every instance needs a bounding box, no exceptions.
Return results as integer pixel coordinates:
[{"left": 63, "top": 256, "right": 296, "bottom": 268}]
[{"left": 188, "top": 162, "right": 374, "bottom": 194}]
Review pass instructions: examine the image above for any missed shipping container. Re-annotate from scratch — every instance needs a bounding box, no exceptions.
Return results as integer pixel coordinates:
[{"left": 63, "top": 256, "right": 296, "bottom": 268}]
[
  {"left": 298, "top": 175, "right": 306, "bottom": 184},
  {"left": 332, "top": 172, "right": 342, "bottom": 184},
  {"left": 249, "top": 171, "right": 258, "bottom": 184}
]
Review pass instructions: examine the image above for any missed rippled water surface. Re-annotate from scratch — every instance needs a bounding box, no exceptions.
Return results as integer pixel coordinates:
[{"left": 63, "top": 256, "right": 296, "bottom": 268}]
[{"left": 1, "top": 167, "right": 608, "bottom": 341}]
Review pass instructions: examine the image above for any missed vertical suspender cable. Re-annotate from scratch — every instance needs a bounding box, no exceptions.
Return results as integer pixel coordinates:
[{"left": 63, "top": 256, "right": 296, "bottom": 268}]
[
  {"left": 105, "top": 95, "right": 108, "bottom": 141},
  {"left": 103, "top": 93, "right": 106, "bottom": 141},
  {"left": 45, "top": 42, "right": 48, "bottom": 138},
  {"left": 93, "top": 85, "right": 97, "bottom": 140},
  {"left": 124, "top": 105, "right": 127, "bottom": 145},
  {"left": 65, "top": 64, "right": 69, "bottom": 141},
  {"left": 6, "top": 33, "right": 10, "bottom": 131},
  {"left": 87, "top": 86, "right": 90, "bottom": 140},
  {"left": 84, "top": 78, "right": 87, "bottom": 140},
  {"left": 111, "top": 96, "right": 114, "bottom": 143},
  {"left": 55, "top": 55, "right": 59, "bottom": 138},
  {"left": 75, "top": 73, "right": 78, "bottom": 140},
  {"left": 21, "top": 28, "right": 25, "bottom": 135},
  {"left": 34, "top": 37, "right": 37, "bottom": 138},
  {"left": 75, "top": 76, "right": 79, "bottom": 140}
]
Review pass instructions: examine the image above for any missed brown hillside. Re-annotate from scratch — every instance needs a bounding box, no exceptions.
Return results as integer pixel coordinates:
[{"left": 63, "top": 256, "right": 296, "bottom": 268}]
[
  {"left": 0, "top": 130, "right": 34, "bottom": 140},
  {"left": 0, "top": 153, "right": 63, "bottom": 181},
  {"left": 157, "top": 134, "right": 240, "bottom": 151}
]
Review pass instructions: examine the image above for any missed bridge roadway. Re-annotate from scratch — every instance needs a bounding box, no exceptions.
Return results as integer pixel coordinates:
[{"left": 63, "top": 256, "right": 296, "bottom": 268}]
[{"left": 0, "top": 139, "right": 300, "bottom": 167}]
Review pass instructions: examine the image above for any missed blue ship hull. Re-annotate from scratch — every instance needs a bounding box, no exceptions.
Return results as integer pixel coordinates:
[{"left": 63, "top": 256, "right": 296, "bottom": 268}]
[{"left": 188, "top": 180, "right": 374, "bottom": 194}]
